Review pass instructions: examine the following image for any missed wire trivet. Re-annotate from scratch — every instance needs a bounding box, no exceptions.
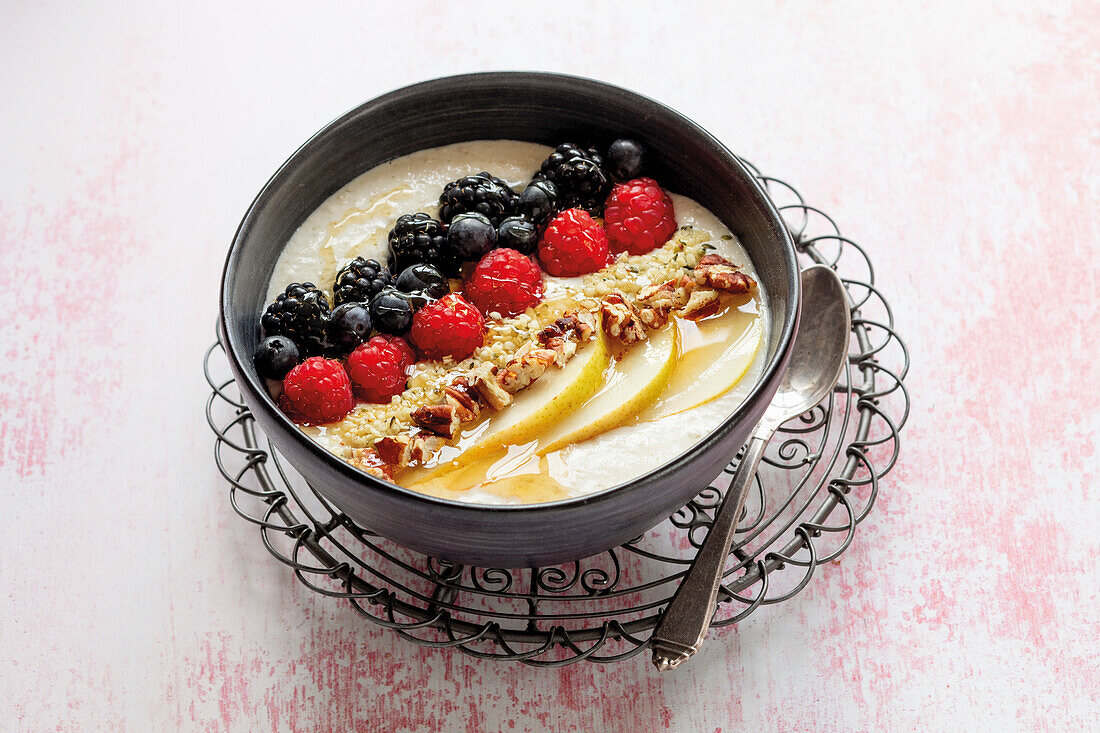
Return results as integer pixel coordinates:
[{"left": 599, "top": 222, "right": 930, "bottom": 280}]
[{"left": 205, "top": 163, "right": 910, "bottom": 666}]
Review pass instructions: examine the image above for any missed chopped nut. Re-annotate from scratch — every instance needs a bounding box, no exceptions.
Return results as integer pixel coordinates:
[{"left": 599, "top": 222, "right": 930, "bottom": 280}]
[
  {"left": 409, "top": 431, "right": 444, "bottom": 463},
  {"left": 572, "top": 310, "right": 598, "bottom": 340},
  {"left": 447, "top": 376, "right": 481, "bottom": 403},
  {"left": 694, "top": 253, "right": 755, "bottom": 294},
  {"left": 497, "top": 347, "right": 557, "bottom": 393},
  {"left": 471, "top": 364, "right": 513, "bottom": 410},
  {"left": 347, "top": 448, "right": 394, "bottom": 481},
  {"left": 536, "top": 310, "right": 597, "bottom": 346},
  {"left": 638, "top": 306, "right": 669, "bottom": 329},
  {"left": 535, "top": 319, "right": 568, "bottom": 346},
  {"left": 374, "top": 431, "right": 446, "bottom": 468},
  {"left": 444, "top": 383, "right": 481, "bottom": 422},
  {"left": 374, "top": 435, "right": 413, "bottom": 467},
  {"left": 534, "top": 310, "right": 595, "bottom": 364},
  {"left": 635, "top": 275, "right": 695, "bottom": 329},
  {"left": 411, "top": 404, "right": 460, "bottom": 439},
  {"left": 682, "top": 289, "right": 722, "bottom": 320},
  {"left": 637, "top": 274, "right": 694, "bottom": 310},
  {"left": 540, "top": 335, "right": 577, "bottom": 367},
  {"left": 600, "top": 292, "right": 648, "bottom": 344}
]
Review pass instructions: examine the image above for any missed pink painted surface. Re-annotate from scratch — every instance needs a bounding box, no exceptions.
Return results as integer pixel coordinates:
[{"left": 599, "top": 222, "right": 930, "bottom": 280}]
[{"left": 1, "top": 1, "right": 1096, "bottom": 730}]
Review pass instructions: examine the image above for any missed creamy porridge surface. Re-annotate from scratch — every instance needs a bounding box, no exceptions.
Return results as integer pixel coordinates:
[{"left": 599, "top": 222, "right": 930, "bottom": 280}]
[{"left": 269, "top": 140, "right": 770, "bottom": 504}]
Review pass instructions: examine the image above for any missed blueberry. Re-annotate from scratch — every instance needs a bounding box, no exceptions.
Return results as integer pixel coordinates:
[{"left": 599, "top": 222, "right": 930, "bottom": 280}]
[
  {"left": 327, "top": 302, "right": 372, "bottom": 352},
  {"left": 446, "top": 212, "right": 497, "bottom": 262},
  {"left": 254, "top": 335, "right": 300, "bottom": 380},
  {"left": 497, "top": 216, "right": 538, "bottom": 254},
  {"left": 517, "top": 179, "right": 558, "bottom": 223},
  {"left": 607, "top": 138, "right": 645, "bottom": 180},
  {"left": 395, "top": 263, "right": 450, "bottom": 299},
  {"left": 404, "top": 291, "right": 434, "bottom": 310},
  {"left": 369, "top": 287, "right": 414, "bottom": 334}
]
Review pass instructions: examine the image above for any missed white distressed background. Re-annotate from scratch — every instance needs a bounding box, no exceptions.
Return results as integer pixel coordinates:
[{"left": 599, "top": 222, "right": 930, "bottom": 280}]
[{"left": 1, "top": 1, "right": 1096, "bottom": 730}]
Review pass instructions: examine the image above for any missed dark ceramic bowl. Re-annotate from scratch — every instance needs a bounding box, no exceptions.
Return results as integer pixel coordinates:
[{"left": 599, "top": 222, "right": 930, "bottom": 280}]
[{"left": 220, "top": 72, "right": 800, "bottom": 568}]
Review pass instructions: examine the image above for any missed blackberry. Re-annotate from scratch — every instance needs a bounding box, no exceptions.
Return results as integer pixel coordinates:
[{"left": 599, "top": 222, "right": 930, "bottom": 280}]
[
  {"left": 333, "top": 257, "right": 392, "bottom": 306},
  {"left": 438, "top": 172, "right": 517, "bottom": 226},
  {"left": 387, "top": 212, "right": 458, "bottom": 276},
  {"left": 535, "top": 143, "right": 611, "bottom": 215},
  {"left": 261, "top": 283, "right": 330, "bottom": 356}
]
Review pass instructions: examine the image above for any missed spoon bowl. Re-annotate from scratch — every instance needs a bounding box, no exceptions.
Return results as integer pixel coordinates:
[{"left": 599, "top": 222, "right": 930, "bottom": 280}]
[{"left": 762, "top": 265, "right": 851, "bottom": 425}]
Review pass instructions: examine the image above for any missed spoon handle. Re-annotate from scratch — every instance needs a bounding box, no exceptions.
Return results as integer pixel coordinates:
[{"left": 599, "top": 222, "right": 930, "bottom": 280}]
[{"left": 650, "top": 432, "right": 770, "bottom": 671}]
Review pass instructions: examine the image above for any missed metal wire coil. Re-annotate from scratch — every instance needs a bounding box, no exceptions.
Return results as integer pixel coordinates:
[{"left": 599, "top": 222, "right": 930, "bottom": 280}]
[{"left": 205, "top": 163, "right": 910, "bottom": 666}]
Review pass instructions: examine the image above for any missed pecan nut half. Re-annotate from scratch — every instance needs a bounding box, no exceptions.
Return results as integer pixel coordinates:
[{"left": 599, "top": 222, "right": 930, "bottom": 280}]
[
  {"left": 411, "top": 404, "right": 461, "bottom": 439},
  {"left": 682, "top": 289, "right": 722, "bottom": 321},
  {"left": 694, "top": 253, "right": 755, "bottom": 294},
  {"left": 347, "top": 448, "right": 394, "bottom": 481},
  {"left": 374, "top": 435, "right": 413, "bottom": 467},
  {"left": 497, "top": 346, "right": 558, "bottom": 393},
  {"left": 600, "top": 292, "right": 648, "bottom": 344},
  {"left": 471, "top": 365, "right": 513, "bottom": 410},
  {"left": 444, "top": 382, "right": 481, "bottom": 422}
]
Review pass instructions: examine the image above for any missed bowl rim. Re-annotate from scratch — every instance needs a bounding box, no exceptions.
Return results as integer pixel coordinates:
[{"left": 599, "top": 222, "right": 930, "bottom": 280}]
[{"left": 220, "top": 70, "right": 801, "bottom": 516}]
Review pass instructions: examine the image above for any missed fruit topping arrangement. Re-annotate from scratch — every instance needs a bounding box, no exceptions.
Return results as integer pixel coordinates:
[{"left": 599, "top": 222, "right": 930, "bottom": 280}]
[{"left": 255, "top": 137, "right": 758, "bottom": 479}]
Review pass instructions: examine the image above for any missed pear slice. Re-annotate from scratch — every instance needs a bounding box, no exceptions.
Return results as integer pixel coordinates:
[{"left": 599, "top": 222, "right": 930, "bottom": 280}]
[
  {"left": 639, "top": 302, "right": 763, "bottom": 421},
  {"left": 408, "top": 332, "right": 612, "bottom": 479},
  {"left": 536, "top": 322, "right": 680, "bottom": 454}
]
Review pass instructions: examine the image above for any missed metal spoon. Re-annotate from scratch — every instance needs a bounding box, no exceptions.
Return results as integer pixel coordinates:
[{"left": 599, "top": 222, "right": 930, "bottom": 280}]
[{"left": 650, "top": 264, "right": 851, "bottom": 671}]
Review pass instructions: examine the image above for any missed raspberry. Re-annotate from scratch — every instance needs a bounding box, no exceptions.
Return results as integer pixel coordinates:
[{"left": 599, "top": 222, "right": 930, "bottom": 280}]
[
  {"left": 603, "top": 177, "right": 677, "bottom": 255},
  {"left": 463, "top": 248, "right": 544, "bottom": 317},
  {"left": 538, "top": 208, "right": 612, "bottom": 277},
  {"left": 278, "top": 357, "right": 354, "bottom": 424},
  {"left": 373, "top": 334, "right": 416, "bottom": 370},
  {"left": 409, "top": 293, "right": 485, "bottom": 361},
  {"left": 346, "top": 335, "right": 414, "bottom": 403}
]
